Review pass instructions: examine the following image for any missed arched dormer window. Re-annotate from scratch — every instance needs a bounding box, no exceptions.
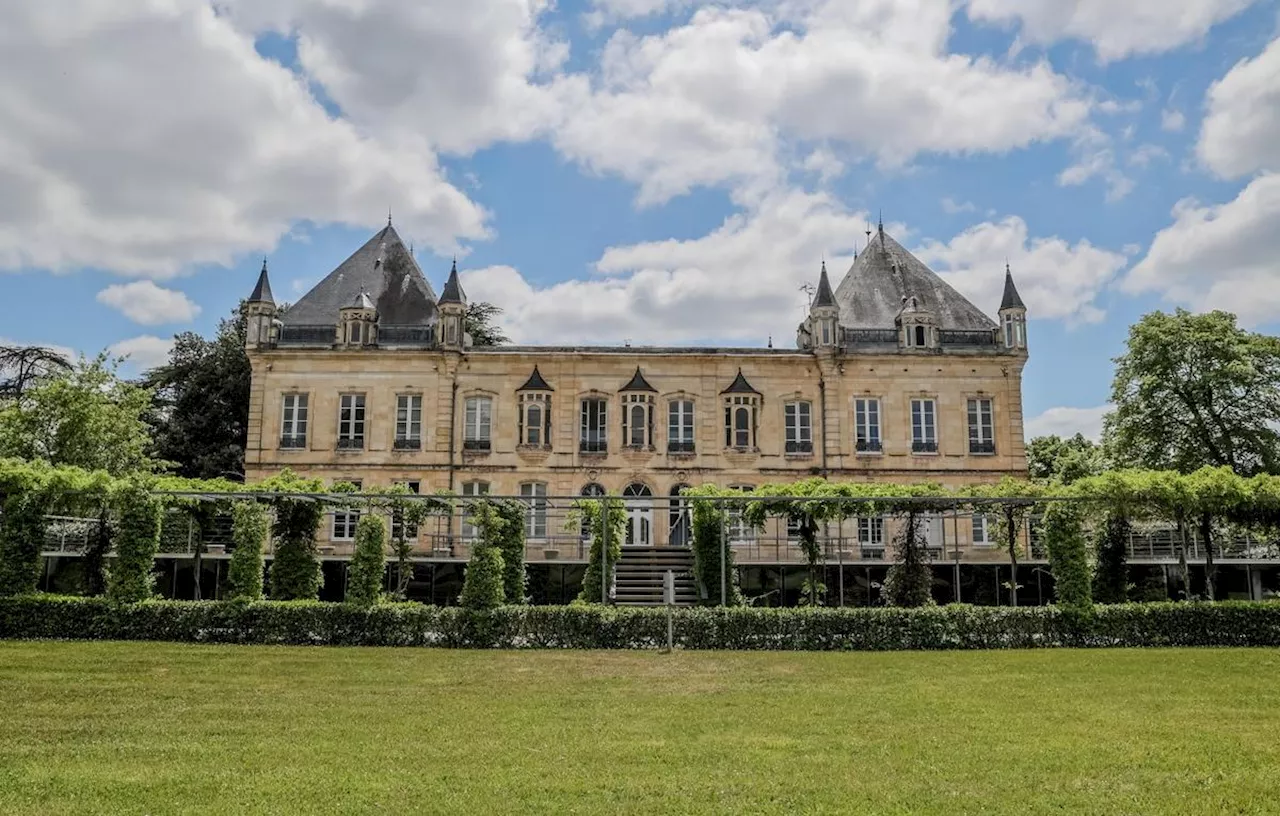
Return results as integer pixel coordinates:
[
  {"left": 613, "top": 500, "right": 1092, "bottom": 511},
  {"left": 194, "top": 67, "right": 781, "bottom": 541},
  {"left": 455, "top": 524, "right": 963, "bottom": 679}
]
[
  {"left": 516, "top": 366, "right": 553, "bottom": 448},
  {"left": 720, "top": 369, "right": 761, "bottom": 450}
]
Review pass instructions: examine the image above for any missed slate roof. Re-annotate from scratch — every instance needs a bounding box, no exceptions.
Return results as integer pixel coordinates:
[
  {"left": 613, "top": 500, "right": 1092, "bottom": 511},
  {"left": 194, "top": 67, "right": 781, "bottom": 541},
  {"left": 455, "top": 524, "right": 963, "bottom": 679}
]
[
  {"left": 1000, "top": 264, "right": 1026, "bottom": 310},
  {"left": 619, "top": 366, "right": 657, "bottom": 392},
  {"left": 833, "top": 228, "right": 996, "bottom": 331},
  {"left": 812, "top": 261, "right": 836, "bottom": 309},
  {"left": 249, "top": 260, "right": 274, "bottom": 305},
  {"left": 347, "top": 291, "right": 375, "bottom": 311},
  {"left": 721, "top": 368, "right": 760, "bottom": 395},
  {"left": 438, "top": 260, "right": 466, "bottom": 305},
  {"left": 281, "top": 225, "right": 438, "bottom": 326},
  {"left": 517, "top": 365, "right": 553, "bottom": 391}
]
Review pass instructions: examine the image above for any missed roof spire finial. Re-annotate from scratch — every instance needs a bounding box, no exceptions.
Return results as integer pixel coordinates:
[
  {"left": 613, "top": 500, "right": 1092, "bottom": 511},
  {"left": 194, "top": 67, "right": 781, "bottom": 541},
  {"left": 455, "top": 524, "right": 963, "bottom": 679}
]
[
  {"left": 387, "top": 207, "right": 393, "bottom": 227},
  {"left": 451, "top": 255, "right": 457, "bottom": 273},
  {"left": 865, "top": 222, "right": 871, "bottom": 242},
  {"left": 767, "top": 335, "right": 773, "bottom": 349},
  {"left": 878, "top": 210, "right": 884, "bottom": 240},
  {"left": 261, "top": 256, "right": 268, "bottom": 273}
]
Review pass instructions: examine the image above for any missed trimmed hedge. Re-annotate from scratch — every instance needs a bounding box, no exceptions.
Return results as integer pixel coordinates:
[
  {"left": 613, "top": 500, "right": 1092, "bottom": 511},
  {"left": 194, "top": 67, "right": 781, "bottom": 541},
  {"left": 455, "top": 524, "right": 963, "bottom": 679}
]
[{"left": 3, "top": 596, "right": 1280, "bottom": 650}]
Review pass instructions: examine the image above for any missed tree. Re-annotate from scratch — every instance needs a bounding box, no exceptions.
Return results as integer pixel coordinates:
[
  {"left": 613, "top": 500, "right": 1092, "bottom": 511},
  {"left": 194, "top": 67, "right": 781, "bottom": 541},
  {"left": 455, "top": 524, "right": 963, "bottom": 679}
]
[
  {"left": 459, "top": 501, "right": 506, "bottom": 609},
  {"left": 464, "top": 302, "right": 509, "bottom": 347},
  {"left": 1092, "top": 511, "right": 1130, "bottom": 604},
  {"left": 1104, "top": 309, "right": 1280, "bottom": 475},
  {"left": 1041, "top": 501, "right": 1091, "bottom": 611},
  {"left": 882, "top": 511, "right": 934, "bottom": 607},
  {"left": 0, "top": 354, "right": 156, "bottom": 475},
  {"left": 346, "top": 514, "right": 387, "bottom": 607},
  {"left": 144, "top": 305, "right": 253, "bottom": 479},
  {"left": 228, "top": 501, "right": 269, "bottom": 601},
  {"left": 0, "top": 345, "right": 71, "bottom": 401},
  {"left": 1027, "top": 434, "right": 1104, "bottom": 484}
]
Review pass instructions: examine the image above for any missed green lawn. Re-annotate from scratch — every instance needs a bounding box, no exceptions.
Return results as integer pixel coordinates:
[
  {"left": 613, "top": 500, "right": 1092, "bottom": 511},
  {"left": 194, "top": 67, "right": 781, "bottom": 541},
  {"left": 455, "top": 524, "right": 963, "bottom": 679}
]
[{"left": 1, "top": 644, "right": 1279, "bottom": 815}]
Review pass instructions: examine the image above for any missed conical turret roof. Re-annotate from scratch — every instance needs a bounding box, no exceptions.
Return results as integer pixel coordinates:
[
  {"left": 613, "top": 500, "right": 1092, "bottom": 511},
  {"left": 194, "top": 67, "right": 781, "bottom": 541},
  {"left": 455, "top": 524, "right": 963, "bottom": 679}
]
[
  {"left": 249, "top": 259, "right": 274, "bottom": 305},
  {"left": 439, "top": 259, "right": 467, "bottom": 306},
  {"left": 619, "top": 366, "right": 657, "bottom": 392},
  {"left": 1000, "top": 264, "right": 1026, "bottom": 311},
  {"left": 812, "top": 261, "right": 836, "bottom": 309},
  {"left": 517, "top": 365, "right": 553, "bottom": 391}
]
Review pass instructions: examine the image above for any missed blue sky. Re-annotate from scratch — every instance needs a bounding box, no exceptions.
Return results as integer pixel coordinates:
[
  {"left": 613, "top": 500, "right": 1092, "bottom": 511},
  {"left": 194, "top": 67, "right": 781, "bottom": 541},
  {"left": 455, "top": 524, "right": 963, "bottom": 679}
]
[{"left": 2, "top": 0, "right": 1279, "bottom": 440}]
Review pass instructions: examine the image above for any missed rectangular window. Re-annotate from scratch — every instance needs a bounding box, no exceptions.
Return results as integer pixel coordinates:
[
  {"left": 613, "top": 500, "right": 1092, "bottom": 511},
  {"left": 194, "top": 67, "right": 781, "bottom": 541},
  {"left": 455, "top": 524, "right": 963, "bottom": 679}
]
[
  {"left": 784, "top": 401, "right": 813, "bottom": 453},
  {"left": 854, "top": 398, "right": 881, "bottom": 452},
  {"left": 724, "top": 397, "right": 757, "bottom": 449},
  {"left": 390, "top": 480, "right": 421, "bottom": 541},
  {"left": 395, "top": 394, "right": 422, "bottom": 449},
  {"left": 580, "top": 398, "right": 607, "bottom": 453},
  {"left": 337, "top": 394, "right": 365, "bottom": 449},
  {"left": 667, "top": 400, "right": 695, "bottom": 453},
  {"left": 858, "top": 517, "right": 884, "bottom": 553},
  {"left": 1004, "top": 316, "right": 1016, "bottom": 348},
  {"left": 521, "top": 482, "right": 547, "bottom": 538},
  {"left": 967, "top": 398, "right": 995, "bottom": 454},
  {"left": 332, "top": 480, "right": 361, "bottom": 540},
  {"left": 519, "top": 394, "right": 550, "bottom": 447},
  {"left": 972, "top": 514, "right": 990, "bottom": 545},
  {"left": 464, "top": 397, "right": 492, "bottom": 450},
  {"left": 460, "top": 481, "right": 489, "bottom": 540},
  {"left": 622, "top": 395, "right": 653, "bottom": 448},
  {"left": 726, "top": 484, "right": 755, "bottom": 543},
  {"left": 280, "top": 393, "right": 308, "bottom": 448},
  {"left": 911, "top": 398, "right": 937, "bottom": 453}
]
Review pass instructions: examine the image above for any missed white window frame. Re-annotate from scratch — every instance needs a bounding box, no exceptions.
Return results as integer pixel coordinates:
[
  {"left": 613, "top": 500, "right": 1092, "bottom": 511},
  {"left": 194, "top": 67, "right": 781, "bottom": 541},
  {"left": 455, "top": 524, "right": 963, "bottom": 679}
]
[
  {"left": 395, "top": 394, "right": 422, "bottom": 448},
  {"left": 332, "top": 480, "right": 361, "bottom": 541},
  {"left": 580, "top": 397, "right": 608, "bottom": 453},
  {"left": 667, "top": 399, "right": 695, "bottom": 453},
  {"left": 972, "top": 514, "right": 991, "bottom": 546},
  {"left": 726, "top": 484, "right": 756, "bottom": 544},
  {"left": 857, "top": 517, "right": 884, "bottom": 551},
  {"left": 911, "top": 398, "right": 937, "bottom": 453},
  {"left": 521, "top": 481, "right": 548, "bottom": 539},
  {"left": 723, "top": 396, "right": 759, "bottom": 449},
  {"left": 337, "top": 393, "right": 366, "bottom": 449},
  {"left": 519, "top": 392, "right": 551, "bottom": 447},
  {"left": 463, "top": 396, "right": 492, "bottom": 449},
  {"left": 784, "top": 400, "right": 813, "bottom": 454},
  {"left": 854, "top": 398, "right": 881, "bottom": 453},
  {"left": 967, "top": 398, "right": 995, "bottom": 454},
  {"left": 390, "top": 480, "right": 421, "bottom": 541},
  {"left": 621, "top": 394, "right": 654, "bottom": 448},
  {"left": 460, "top": 480, "right": 490, "bottom": 540},
  {"left": 280, "top": 393, "right": 308, "bottom": 448}
]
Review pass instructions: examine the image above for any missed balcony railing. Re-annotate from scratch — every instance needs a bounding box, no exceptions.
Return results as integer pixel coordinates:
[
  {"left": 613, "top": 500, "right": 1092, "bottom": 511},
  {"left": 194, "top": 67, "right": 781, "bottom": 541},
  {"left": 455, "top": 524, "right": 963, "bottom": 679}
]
[
  {"left": 276, "top": 325, "right": 335, "bottom": 345},
  {"left": 393, "top": 437, "right": 421, "bottom": 451},
  {"left": 667, "top": 440, "right": 696, "bottom": 454},
  {"left": 912, "top": 440, "right": 938, "bottom": 453},
  {"left": 378, "top": 325, "right": 435, "bottom": 346},
  {"left": 279, "top": 435, "right": 307, "bottom": 450},
  {"left": 579, "top": 439, "right": 607, "bottom": 454},
  {"left": 462, "top": 439, "right": 491, "bottom": 452},
  {"left": 969, "top": 440, "right": 996, "bottom": 454},
  {"left": 843, "top": 328, "right": 898, "bottom": 345},
  {"left": 785, "top": 440, "right": 814, "bottom": 454},
  {"left": 939, "top": 329, "right": 998, "bottom": 347},
  {"left": 856, "top": 439, "right": 883, "bottom": 453},
  {"left": 336, "top": 436, "right": 364, "bottom": 450}
]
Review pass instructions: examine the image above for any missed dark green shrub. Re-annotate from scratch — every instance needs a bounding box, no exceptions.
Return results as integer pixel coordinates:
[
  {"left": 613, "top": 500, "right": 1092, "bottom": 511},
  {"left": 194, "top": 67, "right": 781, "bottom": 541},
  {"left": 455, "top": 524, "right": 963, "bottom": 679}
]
[
  {"left": 575, "top": 496, "right": 625, "bottom": 604},
  {"left": 107, "top": 480, "right": 161, "bottom": 603},
  {"left": 689, "top": 497, "right": 742, "bottom": 606},
  {"left": 883, "top": 512, "right": 933, "bottom": 607},
  {"left": 346, "top": 514, "right": 387, "bottom": 607},
  {"left": 81, "top": 509, "right": 111, "bottom": 596},
  {"left": 1043, "top": 501, "right": 1091, "bottom": 611},
  {"left": 0, "top": 491, "right": 48, "bottom": 596},
  {"left": 492, "top": 500, "right": 527, "bottom": 604},
  {"left": 228, "top": 501, "right": 268, "bottom": 601},
  {"left": 268, "top": 496, "right": 325, "bottom": 601},
  {"left": 459, "top": 540, "right": 505, "bottom": 610},
  {"left": 1093, "top": 511, "right": 1130, "bottom": 604}
]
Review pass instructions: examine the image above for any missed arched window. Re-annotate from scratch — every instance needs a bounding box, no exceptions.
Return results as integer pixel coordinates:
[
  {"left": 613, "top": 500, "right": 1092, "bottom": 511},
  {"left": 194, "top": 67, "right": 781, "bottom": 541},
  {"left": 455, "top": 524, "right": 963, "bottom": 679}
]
[
  {"left": 734, "top": 407, "right": 750, "bottom": 446},
  {"left": 623, "top": 482, "right": 653, "bottom": 547},
  {"left": 723, "top": 395, "right": 759, "bottom": 449},
  {"left": 519, "top": 392, "right": 550, "bottom": 448},
  {"left": 621, "top": 393, "right": 654, "bottom": 448},
  {"left": 915, "top": 325, "right": 926, "bottom": 347},
  {"left": 669, "top": 484, "right": 691, "bottom": 547},
  {"left": 580, "top": 482, "right": 606, "bottom": 540}
]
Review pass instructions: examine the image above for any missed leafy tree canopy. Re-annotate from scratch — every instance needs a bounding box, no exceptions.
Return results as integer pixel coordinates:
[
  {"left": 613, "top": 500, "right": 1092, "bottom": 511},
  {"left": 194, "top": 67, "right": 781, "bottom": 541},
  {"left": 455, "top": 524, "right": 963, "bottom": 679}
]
[
  {"left": 0, "top": 345, "right": 71, "bottom": 401},
  {"left": 465, "top": 301, "right": 509, "bottom": 347},
  {"left": 0, "top": 354, "right": 157, "bottom": 476},
  {"left": 1104, "top": 309, "right": 1280, "bottom": 476},
  {"left": 1027, "top": 433, "right": 1104, "bottom": 484}
]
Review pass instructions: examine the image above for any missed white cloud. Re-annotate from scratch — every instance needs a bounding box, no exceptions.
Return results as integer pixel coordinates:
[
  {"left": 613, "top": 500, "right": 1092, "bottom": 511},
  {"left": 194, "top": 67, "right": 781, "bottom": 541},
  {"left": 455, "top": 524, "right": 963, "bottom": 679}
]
[
  {"left": 1198, "top": 37, "right": 1280, "bottom": 178},
  {"left": 967, "top": 0, "right": 1259, "bottom": 62},
  {"left": 0, "top": 2, "right": 488, "bottom": 278},
  {"left": 1025, "top": 405, "right": 1110, "bottom": 441},
  {"left": 586, "top": 0, "right": 689, "bottom": 25},
  {"left": 107, "top": 335, "right": 173, "bottom": 371},
  {"left": 915, "top": 216, "right": 1128, "bottom": 324},
  {"left": 463, "top": 194, "right": 1122, "bottom": 346},
  {"left": 553, "top": 2, "right": 1090, "bottom": 204},
  {"left": 1128, "top": 144, "right": 1170, "bottom": 168},
  {"left": 1123, "top": 173, "right": 1280, "bottom": 325},
  {"left": 96, "top": 281, "right": 201, "bottom": 326},
  {"left": 1161, "top": 108, "right": 1186, "bottom": 132},
  {"left": 941, "top": 198, "right": 977, "bottom": 214},
  {"left": 1056, "top": 127, "right": 1133, "bottom": 201},
  {"left": 220, "top": 0, "right": 574, "bottom": 156}
]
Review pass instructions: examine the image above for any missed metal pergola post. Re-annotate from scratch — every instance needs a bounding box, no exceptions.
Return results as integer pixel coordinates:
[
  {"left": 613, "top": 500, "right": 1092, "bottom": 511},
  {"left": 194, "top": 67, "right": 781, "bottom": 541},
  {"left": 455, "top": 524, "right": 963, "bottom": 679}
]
[
  {"left": 720, "top": 508, "right": 727, "bottom": 606},
  {"left": 600, "top": 495, "right": 609, "bottom": 605}
]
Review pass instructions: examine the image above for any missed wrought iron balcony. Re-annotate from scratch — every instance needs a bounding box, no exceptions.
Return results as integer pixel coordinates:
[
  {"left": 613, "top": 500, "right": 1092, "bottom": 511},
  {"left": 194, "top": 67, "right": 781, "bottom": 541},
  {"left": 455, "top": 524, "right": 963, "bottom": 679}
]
[
  {"left": 336, "top": 436, "right": 364, "bottom": 450},
  {"left": 462, "top": 439, "right": 491, "bottom": 452},
  {"left": 667, "top": 440, "right": 696, "bottom": 454},
  {"left": 279, "top": 435, "right": 307, "bottom": 450},
  {"left": 393, "top": 437, "right": 421, "bottom": 451},
  {"left": 579, "top": 439, "right": 608, "bottom": 454},
  {"left": 785, "top": 441, "right": 814, "bottom": 454},
  {"left": 856, "top": 439, "right": 883, "bottom": 453},
  {"left": 912, "top": 440, "right": 938, "bottom": 453},
  {"left": 969, "top": 441, "right": 996, "bottom": 455}
]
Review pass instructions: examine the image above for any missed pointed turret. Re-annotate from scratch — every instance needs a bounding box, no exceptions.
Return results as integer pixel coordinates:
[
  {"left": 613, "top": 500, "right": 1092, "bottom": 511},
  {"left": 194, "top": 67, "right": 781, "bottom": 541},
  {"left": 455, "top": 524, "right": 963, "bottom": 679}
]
[
  {"left": 437, "top": 259, "right": 467, "bottom": 349},
  {"left": 245, "top": 258, "right": 278, "bottom": 349},
  {"left": 999, "top": 262, "right": 1028, "bottom": 351},
  {"left": 812, "top": 261, "right": 836, "bottom": 309},
  {"left": 799, "top": 260, "right": 841, "bottom": 351}
]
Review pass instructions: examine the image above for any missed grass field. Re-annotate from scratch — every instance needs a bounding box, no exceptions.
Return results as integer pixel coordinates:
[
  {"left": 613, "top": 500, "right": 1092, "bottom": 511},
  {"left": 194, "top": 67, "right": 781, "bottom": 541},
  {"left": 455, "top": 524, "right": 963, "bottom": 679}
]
[{"left": 1, "top": 644, "right": 1279, "bottom": 815}]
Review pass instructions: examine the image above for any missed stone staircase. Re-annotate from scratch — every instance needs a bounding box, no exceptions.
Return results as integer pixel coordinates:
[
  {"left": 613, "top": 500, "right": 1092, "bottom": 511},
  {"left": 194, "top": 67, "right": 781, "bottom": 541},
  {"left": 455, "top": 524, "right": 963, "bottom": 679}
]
[{"left": 614, "top": 546, "right": 697, "bottom": 606}]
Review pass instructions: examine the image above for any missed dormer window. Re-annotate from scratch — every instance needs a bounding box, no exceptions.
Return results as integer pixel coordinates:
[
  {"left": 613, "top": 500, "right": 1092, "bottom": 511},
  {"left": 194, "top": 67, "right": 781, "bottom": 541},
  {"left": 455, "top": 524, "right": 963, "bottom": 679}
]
[
  {"left": 519, "top": 392, "right": 551, "bottom": 447},
  {"left": 724, "top": 395, "right": 759, "bottom": 449},
  {"left": 622, "top": 393, "right": 654, "bottom": 448}
]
